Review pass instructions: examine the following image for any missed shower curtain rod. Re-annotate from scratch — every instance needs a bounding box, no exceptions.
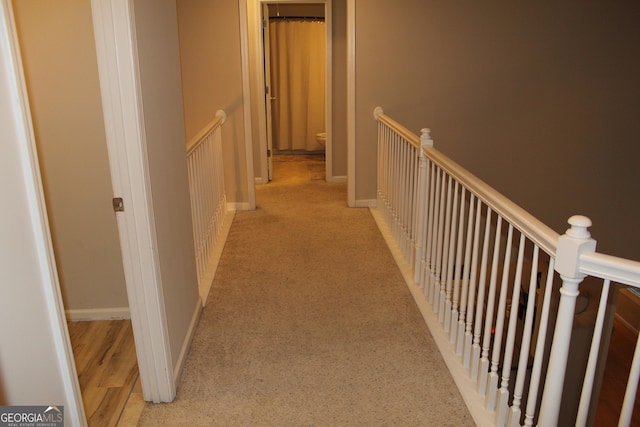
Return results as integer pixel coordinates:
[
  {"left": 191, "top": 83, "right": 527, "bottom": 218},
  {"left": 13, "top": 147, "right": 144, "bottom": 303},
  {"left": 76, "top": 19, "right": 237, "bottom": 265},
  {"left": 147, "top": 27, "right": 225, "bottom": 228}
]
[{"left": 269, "top": 16, "right": 325, "bottom": 21}]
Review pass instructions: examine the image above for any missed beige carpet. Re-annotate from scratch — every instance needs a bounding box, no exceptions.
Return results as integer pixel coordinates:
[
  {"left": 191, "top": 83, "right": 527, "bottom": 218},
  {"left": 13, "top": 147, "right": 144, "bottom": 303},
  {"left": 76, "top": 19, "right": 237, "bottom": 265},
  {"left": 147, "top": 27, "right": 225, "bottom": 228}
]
[{"left": 138, "top": 155, "right": 474, "bottom": 426}]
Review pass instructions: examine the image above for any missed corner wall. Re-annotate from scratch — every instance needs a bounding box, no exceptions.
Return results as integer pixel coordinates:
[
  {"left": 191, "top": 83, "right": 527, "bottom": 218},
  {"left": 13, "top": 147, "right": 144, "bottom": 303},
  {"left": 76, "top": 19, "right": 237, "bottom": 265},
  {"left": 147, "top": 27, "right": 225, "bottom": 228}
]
[{"left": 355, "top": 1, "right": 640, "bottom": 259}]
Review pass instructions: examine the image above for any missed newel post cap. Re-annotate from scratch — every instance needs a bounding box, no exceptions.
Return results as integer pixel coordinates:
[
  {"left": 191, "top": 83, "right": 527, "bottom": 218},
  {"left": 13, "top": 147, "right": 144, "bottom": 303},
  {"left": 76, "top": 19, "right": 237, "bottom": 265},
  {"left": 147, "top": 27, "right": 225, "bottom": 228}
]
[
  {"left": 420, "top": 128, "right": 433, "bottom": 147},
  {"left": 216, "top": 109, "right": 227, "bottom": 124},
  {"left": 555, "top": 215, "right": 597, "bottom": 279},
  {"left": 566, "top": 215, "right": 592, "bottom": 238}
]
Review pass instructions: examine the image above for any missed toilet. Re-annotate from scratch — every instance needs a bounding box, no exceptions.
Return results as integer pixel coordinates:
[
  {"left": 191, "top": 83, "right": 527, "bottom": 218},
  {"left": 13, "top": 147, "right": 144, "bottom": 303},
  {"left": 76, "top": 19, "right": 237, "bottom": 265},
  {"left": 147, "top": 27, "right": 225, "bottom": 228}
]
[{"left": 315, "top": 132, "right": 326, "bottom": 148}]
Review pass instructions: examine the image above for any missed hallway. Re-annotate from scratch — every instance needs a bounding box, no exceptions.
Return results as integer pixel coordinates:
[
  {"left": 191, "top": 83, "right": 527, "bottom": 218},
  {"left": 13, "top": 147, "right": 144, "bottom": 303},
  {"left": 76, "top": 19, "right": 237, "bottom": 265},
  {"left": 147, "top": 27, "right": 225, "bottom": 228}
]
[{"left": 136, "top": 155, "right": 474, "bottom": 425}]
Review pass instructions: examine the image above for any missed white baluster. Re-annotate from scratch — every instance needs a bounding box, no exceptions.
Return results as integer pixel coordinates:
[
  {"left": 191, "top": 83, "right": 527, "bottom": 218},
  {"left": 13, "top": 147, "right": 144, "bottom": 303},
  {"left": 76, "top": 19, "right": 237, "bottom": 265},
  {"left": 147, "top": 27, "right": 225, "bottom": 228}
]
[
  {"left": 524, "top": 258, "right": 555, "bottom": 427},
  {"left": 479, "top": 216, "right": 503, "bottom": 398},
  {"left": 538, "top": 216, "right": 596, "bottom": 427},
  {"left": 423, "top": 162, "right": 436, "bottom": 296},
  {"left": 619, "top": 327, "right": 640, "bottom": 427},
  {"left": 429, "top": 169, "right": 443, "bottom": 306},
  {"left": 488, "top": 224, "right": 514, "bottom": 412},
  {"left": 440, "top": 176, "right": 454, "bottom": 325},
  {"left": 464, "top": 199, "right": 482, "bottom": 369},
  {"left": 575, "top": 278, "right": 610, "bottom": 427},
  {"left": 472, "top": 206, "right": 493, "bottom": 382},
  {"left": 413, "top": 129, "right": 433, "bottom": 287},
  {"left": 451, "top": 187, "right": 466, "bottom": 345},
  {"left": 507, "top": 244, "right": 538, "bottom": 427},
  {"left": 434, "top": 170, "right": 446, "bottom": 312},
  {"left": 458, "top": 194, "right": 475, "bottom": 357}
]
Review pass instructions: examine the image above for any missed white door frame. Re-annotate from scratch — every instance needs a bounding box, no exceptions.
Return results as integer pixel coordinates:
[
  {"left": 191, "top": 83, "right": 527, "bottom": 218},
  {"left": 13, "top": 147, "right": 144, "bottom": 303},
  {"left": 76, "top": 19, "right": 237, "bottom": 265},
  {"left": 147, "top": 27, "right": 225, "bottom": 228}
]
[
  {"left": 242, "top": 0, "right": 333, "bottom": 184},
  {"left": 262, "top": 3, "right": 274, "bottom": 181},
  {"left": 90, "top": 0, "right": 175, "bottom": 403},
  {"left": 347, "top": 0, "right": 355, "bottom": 207},
  {"left": 1, "top": 1, "right": 86, "bottom": 424}
]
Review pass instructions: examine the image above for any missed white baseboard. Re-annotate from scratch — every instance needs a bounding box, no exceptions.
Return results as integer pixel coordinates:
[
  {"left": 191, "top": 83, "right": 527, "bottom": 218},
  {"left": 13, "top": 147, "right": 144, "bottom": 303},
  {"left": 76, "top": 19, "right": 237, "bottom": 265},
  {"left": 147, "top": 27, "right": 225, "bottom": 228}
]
[
  {"left": 173, "top": 298, "right": 202, "bottom": 383},
  {"left": 199, "top": 210, "right": 235, "bottom": 306},
  {"left": 330, "top": 175, "right": 347, "bottom": 183},
  {"left": 355, "top": 198, "right": 376, "bottom": 208},
  {"left": 227, "top": 202, "right": 252, "bottom": 211},
  {"left": 66, "top": 307, "right": 130, "bottom": 321},
  {"left": 255, "top": 176, "right": 268, "bottom": 185}
]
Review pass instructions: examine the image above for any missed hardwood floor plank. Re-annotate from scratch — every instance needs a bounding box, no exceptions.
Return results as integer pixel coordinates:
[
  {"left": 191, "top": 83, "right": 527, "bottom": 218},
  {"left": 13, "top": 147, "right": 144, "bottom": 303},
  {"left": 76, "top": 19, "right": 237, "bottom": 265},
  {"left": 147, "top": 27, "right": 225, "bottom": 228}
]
[{"left": 67, "top": 320, "right": 139, "bottom": 427}]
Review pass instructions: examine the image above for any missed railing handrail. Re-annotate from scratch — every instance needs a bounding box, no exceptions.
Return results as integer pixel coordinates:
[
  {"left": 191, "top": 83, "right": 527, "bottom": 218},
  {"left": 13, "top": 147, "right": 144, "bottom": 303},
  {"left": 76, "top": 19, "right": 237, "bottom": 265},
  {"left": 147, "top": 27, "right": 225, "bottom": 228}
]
[
  {"left": 374, "top": 106, "right": 560, "bottom": 257},
  {"left": 579, "top": 251, "right": 640, "bottom": 288},
  {"left": 186, "top": 109, "right": 227, "bottom": 156},
  {"left": 422, "top": 145, "right": 560, "bottom": 257},
  {"left": 374, "top": 107, "right": 421, "bottom": 149},
  {"left": 374, "top": 106, "right": 640, "bottom": 427}
]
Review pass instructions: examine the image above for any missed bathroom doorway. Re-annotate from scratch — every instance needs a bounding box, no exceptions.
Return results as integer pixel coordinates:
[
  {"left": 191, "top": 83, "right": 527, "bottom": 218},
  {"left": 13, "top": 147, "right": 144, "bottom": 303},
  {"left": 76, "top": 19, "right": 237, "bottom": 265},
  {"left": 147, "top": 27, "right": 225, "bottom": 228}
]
[
  {"left": 264, "top": 3, "right": 327, "bottom": 182},
  {"left": 249, "top": 0, "right": 333, "bottom": 185}
]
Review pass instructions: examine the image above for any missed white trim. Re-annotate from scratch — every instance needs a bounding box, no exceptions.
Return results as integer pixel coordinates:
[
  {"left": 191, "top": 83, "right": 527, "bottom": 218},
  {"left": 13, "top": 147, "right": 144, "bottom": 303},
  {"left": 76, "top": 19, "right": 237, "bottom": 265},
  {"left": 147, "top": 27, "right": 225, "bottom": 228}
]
[
  {"left": 228, "top": 201, "right": 253, "bottom": 211},
  {"left": 66, "top": 307, "right": 131, "bottom": 321},
  {"left": 355, "top": 199, "right": 376, "bottom": 208},
  {"left": 1, "top": 2, "right": 86, "bottom": 424},
  {"left": 199, "top": 210, "right": 235, "bottom": 305},
  {"left": 332, "top": 175, "right": 347, "bottom": 183},
  {"left": 91, "top": 0, "right": 175, "bottom": 403},
  {"left": 369, "top": 207, "right": 493, "bottom": 427},
  {"left": 255, "top": 176, "right": 269, "bottom": 185},
  {"left": 346, "top": 0, "right": 356, "bottom": 207},
  {"left": 325, "top": 0, "right": 333, "bottom": 183},
  {"left": 172, "top": 300, "right": 202, "bottom": 383},
  {"left": 238, "top": 0, "right": 257, "bottom": 210}
]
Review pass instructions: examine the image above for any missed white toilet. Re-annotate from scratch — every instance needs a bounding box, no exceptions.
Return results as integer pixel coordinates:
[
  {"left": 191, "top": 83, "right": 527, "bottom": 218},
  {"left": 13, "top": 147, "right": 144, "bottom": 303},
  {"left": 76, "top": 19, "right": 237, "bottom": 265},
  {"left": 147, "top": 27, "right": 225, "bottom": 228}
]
[{"left": 315, "top": 132, "right": 326, "bottom": 148}]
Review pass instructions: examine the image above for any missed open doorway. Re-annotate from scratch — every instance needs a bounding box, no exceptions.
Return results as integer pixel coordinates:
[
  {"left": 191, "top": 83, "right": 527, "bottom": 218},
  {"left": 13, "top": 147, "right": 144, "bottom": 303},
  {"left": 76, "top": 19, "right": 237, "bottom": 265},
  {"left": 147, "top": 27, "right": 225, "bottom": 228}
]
[
  {"left": 246, "top": 0, "right": 333, "bottom": 187},
  {"left": 11, "top": 1, "right": 139, "bottom": 423},
  {"left": 263, "top": 3, "right": 327, "bottom": 183}
]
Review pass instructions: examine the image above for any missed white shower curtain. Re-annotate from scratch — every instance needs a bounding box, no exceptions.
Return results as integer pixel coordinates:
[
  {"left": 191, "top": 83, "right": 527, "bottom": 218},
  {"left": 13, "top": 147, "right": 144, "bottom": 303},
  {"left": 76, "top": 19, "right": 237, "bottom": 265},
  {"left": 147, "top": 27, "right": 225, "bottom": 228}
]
[{"left": 268, "top": 19, "right": 326, "bottom": 151}]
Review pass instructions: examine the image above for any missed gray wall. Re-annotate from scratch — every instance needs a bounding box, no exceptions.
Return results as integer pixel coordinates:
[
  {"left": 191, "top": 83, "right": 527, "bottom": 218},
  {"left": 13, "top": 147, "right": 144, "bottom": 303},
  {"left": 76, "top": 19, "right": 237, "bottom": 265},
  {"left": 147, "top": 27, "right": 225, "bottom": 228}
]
[
  {"left": 356, "top": 1, "right": 640, "bottom": 259},
  {"left": 13, "top": 0, "right": 128, "bottom": 313},
  {"left": 177, "top": 0, "right": 250, "bottom": 205},
  {"left": 133, "top": 0, "right": 201, "bottom": 369}
]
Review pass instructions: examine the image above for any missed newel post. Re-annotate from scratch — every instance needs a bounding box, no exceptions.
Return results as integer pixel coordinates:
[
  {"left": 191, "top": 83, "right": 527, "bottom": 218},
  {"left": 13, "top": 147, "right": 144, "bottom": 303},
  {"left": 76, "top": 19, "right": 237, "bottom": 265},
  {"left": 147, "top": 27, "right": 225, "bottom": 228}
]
[
  {"left": 537, "top": 215, "right": 597, "bottom": 426},
  {"left": 413, "top": 129, "right": 433, "bottom": 285}
]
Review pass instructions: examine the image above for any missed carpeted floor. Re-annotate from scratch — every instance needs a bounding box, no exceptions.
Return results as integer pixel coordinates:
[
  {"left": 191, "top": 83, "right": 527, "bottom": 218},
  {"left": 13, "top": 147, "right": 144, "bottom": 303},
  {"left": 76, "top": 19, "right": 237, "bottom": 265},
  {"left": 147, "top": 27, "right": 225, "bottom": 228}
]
[{"left": 138, "top": 155, "right": 474, "bottom": 426}]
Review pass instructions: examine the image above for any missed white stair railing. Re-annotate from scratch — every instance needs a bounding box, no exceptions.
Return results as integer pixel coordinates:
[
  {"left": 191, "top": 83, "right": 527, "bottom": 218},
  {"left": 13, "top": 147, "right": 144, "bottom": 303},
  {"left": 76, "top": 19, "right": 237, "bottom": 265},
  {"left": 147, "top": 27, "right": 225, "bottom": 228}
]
[
  {"left": 186, "top": 110, "right": 229, "bottom": 304},
  {"left": 373, "top": 106, "right": 640, "bottom": 427}
]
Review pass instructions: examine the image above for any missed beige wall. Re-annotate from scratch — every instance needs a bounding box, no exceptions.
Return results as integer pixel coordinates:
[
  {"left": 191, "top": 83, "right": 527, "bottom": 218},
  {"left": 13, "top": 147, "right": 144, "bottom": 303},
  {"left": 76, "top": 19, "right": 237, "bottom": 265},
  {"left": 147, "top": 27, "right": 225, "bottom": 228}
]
[
  {"left": 0, "top": 4, "right": 76, "bottom": 409},
  {"left": 13, "top": 0, "right": 128, "bottom": 312},
  {"left": 177, "top": 0, "right": 250, "bottom": 205},
  {"left": 356, "top": 1, "right": 640, "bottom": 259},
  {"left": 133, "top": 0, "right": 201, "bottom": 369}
]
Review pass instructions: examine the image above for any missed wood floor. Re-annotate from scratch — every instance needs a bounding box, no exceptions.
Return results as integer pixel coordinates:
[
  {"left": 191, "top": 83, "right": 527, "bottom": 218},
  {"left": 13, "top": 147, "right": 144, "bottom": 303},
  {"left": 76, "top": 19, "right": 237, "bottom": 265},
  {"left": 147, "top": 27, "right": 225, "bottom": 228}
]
[
  {"left": 67, "top": 320, "right": 140, "bottom": 427},
  {"left": 595, "top": 315, "right": 640, "bottom": 426}
]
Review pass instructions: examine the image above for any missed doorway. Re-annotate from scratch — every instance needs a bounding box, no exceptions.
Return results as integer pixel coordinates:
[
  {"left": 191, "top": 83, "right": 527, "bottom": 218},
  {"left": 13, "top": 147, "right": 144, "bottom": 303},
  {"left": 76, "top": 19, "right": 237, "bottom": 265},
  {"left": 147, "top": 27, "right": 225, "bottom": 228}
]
[
  {"left": 246, "top": 0, "right": 333, "bottom": 187},
  {"left": 263, "top": 3, "right": 327, "bottom": 182},
  {"left": 11, "top": 1, "right": 139, "bottom": 423}
]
